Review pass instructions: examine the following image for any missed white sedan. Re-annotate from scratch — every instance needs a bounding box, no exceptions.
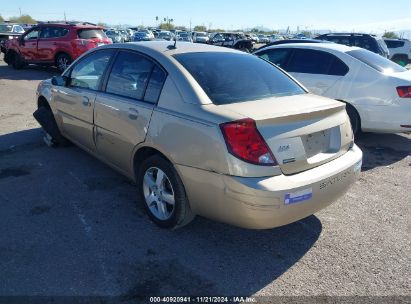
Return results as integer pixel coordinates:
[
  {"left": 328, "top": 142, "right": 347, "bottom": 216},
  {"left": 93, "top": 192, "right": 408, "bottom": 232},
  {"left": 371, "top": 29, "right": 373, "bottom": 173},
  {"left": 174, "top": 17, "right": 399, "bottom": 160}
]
[{"left": 254, "top": 43, "right": 411, "bottom": 134}]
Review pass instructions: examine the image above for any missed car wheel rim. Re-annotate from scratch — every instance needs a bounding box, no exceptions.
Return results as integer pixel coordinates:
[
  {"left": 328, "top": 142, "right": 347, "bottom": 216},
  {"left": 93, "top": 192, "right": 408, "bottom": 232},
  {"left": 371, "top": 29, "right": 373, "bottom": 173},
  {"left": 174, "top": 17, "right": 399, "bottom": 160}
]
[
  {"left": 58, "top": 57, "right": 69, "bottom": 70},
  {"left": 143, "top": 167, "right": 175, "bottom": 221}
]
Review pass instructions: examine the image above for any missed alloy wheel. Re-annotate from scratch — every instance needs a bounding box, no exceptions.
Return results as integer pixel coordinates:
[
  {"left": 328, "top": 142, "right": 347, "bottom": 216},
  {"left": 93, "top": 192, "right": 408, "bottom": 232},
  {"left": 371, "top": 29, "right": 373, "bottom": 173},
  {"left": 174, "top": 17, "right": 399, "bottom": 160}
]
[
  {"left": 142, "top": 167, "right": 175, "bottom": 221},
  {"left": 57, "top": 56, "right": 69, "bottom": 71}
]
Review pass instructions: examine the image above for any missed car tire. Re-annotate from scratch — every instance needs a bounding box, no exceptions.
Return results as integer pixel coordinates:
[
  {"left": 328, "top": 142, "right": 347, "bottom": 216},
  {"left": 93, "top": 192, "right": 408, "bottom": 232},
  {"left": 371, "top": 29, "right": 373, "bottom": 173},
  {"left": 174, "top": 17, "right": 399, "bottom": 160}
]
[
  {"left": 346, "top": 104, "right": 361, "bottom": 135},
  {"left": 33, "top": 105, "right": 70, "bottom": 147},
  {"left": 4, "top": 51, "right": 12, "bottom": 65},
  {"left": 55, "top": 53, "right": 72, "bottom": 72},
  {"left": 137, "top": 154, "right": 195, "bottom": 229},
  {"left": 12, "top": 52, "right": 25, "bottom": 69}
]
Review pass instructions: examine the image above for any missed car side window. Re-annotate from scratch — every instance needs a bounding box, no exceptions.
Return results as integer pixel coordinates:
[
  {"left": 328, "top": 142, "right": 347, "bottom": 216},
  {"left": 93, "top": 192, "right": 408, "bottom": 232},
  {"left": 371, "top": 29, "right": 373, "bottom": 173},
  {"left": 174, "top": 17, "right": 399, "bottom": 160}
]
[
  {"left": 24, "top": 29, "right": 40, "bottom": 40},
  {"left": 69, "top": 50, "right": 113, "bottom": 91},
  {"left": 40, "top": 27, "right": 69, "bottom": 39},
  {"left": 328, "top": 55, "right": 349, "bottom": 76},
  {"left": 353, "top": 37, "right": 374, "bottom": 51},
  {"left": 287, "top": 49, "right": 347, "bottom": 76},
  {"left": 385, "top": 40, "right": 405, "bottom": 48},
  {"left": 13, "top": 25, "right": 24, "bottom": 33},
  {"left": 144, "top": 66, "right": 167, "bottom": 103},
  {"left": 257, "top": 49, "right": 291, "bottom": 68},
  {"left": 106, "top": 51, "right": 154, "bottom": 100}
]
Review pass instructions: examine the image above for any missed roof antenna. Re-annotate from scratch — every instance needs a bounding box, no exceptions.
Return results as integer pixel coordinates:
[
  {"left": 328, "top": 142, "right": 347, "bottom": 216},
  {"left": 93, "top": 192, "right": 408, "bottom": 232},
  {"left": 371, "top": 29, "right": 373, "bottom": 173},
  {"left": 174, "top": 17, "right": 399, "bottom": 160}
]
[{"left": 167, "top": 35, "right": 177, "bottom": 50}]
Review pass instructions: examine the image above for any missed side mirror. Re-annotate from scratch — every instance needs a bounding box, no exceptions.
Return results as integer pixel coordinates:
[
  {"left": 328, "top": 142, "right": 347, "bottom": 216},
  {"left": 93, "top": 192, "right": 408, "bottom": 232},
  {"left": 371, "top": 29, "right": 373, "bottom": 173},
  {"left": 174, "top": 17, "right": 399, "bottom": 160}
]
[
  {"left": 51, "top": 75, "right": 67, "bottom": 86},
  {"left": 19, "top": 37, "right": 25, "bottom": 46}
]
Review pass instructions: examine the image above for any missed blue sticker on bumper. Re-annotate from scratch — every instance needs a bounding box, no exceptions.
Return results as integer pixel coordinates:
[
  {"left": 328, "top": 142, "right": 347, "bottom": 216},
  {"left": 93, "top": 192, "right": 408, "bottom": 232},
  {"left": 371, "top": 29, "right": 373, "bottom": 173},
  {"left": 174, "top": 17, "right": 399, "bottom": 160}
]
[{"left": 284, "top": 188, "right": 313, "bottom": 205}]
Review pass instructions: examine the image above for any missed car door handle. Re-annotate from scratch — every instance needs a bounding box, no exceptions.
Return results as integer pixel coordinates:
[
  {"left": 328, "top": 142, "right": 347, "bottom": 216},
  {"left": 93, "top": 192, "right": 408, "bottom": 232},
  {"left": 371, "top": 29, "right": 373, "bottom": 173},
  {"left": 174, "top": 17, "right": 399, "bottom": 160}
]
[
  {"left": 82, "top": 96, "right": 91, "bottom": 107},
  {"left": 128, "top": 108, "right": 139, "bottom": 120}
]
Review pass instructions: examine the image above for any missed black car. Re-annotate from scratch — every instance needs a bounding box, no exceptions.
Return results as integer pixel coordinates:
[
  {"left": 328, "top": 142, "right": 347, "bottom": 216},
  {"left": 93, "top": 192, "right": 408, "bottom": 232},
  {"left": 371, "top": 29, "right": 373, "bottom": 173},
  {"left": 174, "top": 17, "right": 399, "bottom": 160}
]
[
  {"left": 208, "top": 32, "right": 253, "bottom": 52},
  {"left": 255, "top": 39, "right": 331, "bottom": 51},
  {"left": 316, "top": 33, "right": 389, "bottom": 58}
]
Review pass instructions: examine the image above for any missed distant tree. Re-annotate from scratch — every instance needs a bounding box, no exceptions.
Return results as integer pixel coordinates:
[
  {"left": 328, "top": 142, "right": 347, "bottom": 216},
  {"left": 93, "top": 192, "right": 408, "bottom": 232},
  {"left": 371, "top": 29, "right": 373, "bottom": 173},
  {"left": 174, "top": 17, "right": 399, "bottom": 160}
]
[
  {"left": 97, "top": 22, "right": 108, "bottom": 27},
  {"left": 194, "top": 25, "right": 207, "bottom": 32},
  {"left": 159, "top": 23, "right": 174, "bottom": 31},
  {"left": 301, "top": 31, "right": 313, "bottom": 38},
  {"left": 383, "top": 31, "right": 398, "bottom": 39},
  {"left": 209, "top": 28, "right": 225, "bottom": 33},
  {"left": 0, "top": 15, "right": 4, "bottom": 22},
  {"left": 175, "top": 25, "right": 187, "bottom": 31},
  {"left": 9, "top": 14, "right": 36, "bottom": 24}
]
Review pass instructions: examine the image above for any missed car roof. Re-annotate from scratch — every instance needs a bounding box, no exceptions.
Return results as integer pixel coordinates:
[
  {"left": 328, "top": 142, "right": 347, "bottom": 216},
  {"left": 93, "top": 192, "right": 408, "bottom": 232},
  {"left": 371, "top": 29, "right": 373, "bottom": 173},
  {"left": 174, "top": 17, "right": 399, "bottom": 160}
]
[
  {"left": 99, "top": 41, "right": 242, "bottom": 56},
  {"left": 318, "top": 32, "right": 378, "bottom": 37},
  {"left": 256, "top": 42, "right": 361, "bottom": 53},
  {"left": 37, "top": 22, "right": 102, "bottom": 29}
]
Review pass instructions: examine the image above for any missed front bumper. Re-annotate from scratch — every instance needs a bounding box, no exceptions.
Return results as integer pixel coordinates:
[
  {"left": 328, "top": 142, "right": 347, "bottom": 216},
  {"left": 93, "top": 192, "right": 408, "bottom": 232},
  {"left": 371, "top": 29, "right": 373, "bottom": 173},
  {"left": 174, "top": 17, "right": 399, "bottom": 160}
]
[{"left": 177, "top": 145, "right": 363, "bottom": 229}]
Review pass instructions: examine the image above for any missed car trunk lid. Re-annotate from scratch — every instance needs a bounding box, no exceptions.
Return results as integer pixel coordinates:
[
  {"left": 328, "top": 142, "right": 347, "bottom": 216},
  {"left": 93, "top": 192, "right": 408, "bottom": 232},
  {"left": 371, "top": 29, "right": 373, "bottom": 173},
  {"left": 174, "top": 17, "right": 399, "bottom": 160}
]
[{"left": 218, "top": 94, "right": 353, "bottom": 174}]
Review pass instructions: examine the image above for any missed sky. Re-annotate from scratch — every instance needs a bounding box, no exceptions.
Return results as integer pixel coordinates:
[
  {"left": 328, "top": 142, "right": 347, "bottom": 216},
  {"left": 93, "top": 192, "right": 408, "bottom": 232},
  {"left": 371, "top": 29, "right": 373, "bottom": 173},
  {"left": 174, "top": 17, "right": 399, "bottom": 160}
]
[{"left": 1, "top": 0, "right": 411, "bottom": 34}]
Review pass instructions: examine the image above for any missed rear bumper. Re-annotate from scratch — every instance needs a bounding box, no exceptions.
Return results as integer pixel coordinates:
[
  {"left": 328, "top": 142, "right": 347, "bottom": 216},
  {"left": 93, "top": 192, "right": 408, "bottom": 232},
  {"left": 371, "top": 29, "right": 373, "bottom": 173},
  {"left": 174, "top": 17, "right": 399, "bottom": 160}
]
[
  {"left": 358, "top": 103, "right": 411, "bottom": 133},
  {"left": 177, "top": 145, "right": 362, "bottom": 229}
]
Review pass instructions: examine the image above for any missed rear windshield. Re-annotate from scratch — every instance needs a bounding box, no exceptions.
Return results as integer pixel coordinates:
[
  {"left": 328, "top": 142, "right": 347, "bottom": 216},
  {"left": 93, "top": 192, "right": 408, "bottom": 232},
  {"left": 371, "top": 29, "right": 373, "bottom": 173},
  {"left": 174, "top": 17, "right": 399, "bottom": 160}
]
[
  {"left": 385, "top": 40, "right": 405, "bottom": 48},
  {"left": 347, "top": 49, "right": 406, "bottom": 73},
  {"left": 77, "top": 29, "right": 106, "bottom": 39},
  {"left": 174, "top": 52, "right": 305, "bottom": 105}
]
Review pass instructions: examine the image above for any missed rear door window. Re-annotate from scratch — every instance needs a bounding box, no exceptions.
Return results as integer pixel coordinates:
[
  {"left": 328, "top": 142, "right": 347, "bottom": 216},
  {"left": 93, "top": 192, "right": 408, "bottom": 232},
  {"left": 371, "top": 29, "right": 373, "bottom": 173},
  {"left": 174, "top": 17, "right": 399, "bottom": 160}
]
[
  {"left": 106, "top": 51, "right": 155, "bottom": 100},
  {"left": 352, "top": 37, "right": 378, "bottom": 53},
  {"left": 40, "top": 27, "right": 69, "bottom": 39},
  {"left": 286, "top": 49, "right": 348, "bottom": 76},
  {"left": 257, "top": 48, "right": 292, "bottom": 69}
]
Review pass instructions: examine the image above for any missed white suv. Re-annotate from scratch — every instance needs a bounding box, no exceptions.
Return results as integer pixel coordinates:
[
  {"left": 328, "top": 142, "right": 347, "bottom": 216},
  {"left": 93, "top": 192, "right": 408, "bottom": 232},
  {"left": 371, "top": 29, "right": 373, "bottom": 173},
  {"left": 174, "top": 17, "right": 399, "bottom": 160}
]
[{"left": 384, "top": 38, "right": 411, "bottom": 67}]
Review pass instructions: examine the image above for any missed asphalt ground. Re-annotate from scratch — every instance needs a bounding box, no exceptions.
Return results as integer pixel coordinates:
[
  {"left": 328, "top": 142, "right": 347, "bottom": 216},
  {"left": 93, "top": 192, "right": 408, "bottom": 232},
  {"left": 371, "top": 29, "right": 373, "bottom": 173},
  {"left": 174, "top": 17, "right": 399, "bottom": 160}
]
[{"left": 0, "top": 55, "right": 410, "bottom": 302}]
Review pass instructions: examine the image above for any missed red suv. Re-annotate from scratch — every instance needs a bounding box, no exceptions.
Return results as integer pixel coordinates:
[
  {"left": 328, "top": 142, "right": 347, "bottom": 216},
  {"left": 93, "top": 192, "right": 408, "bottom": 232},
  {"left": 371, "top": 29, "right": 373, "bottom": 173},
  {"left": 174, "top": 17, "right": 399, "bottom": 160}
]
[{"left": 4, "top": 22, "right": 112, "bottom": 71}]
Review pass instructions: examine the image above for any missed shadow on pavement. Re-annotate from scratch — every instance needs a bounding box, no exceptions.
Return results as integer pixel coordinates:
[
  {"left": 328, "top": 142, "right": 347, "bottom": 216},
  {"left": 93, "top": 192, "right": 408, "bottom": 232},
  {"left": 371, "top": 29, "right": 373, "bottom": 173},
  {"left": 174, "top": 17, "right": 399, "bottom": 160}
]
[
  {"left": 0, "top": 128, "right": 322, "bottom": 298},
  {"left": 356, "top": 132, "right": 411, "bottom": 171},
  {"left": 0, "top": 57, "right": 59, "bottom": 81}
]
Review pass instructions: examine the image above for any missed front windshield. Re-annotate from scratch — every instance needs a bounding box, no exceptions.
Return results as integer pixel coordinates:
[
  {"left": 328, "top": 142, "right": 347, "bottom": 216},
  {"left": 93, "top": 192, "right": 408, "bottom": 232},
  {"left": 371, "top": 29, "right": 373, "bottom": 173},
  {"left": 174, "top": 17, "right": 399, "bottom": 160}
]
[
  {"left": 347, "top": 49, "right": 406, "bottom": 73},
  {"left": 197, "top": 32, "right": 207, "bottom": 37},
  {"left": 0, "top": 25, "right": 13, "bottom": 32},
  {"left": 174, "top": 52, "right": 305, "bottom": 105}
]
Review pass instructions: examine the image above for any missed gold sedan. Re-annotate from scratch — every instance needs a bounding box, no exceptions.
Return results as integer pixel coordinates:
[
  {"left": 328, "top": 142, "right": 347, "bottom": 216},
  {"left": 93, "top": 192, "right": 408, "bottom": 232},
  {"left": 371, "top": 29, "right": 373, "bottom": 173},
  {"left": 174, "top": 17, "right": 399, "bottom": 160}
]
[{"left": 34, "top": 41, "right": 362, "bottom": 229}]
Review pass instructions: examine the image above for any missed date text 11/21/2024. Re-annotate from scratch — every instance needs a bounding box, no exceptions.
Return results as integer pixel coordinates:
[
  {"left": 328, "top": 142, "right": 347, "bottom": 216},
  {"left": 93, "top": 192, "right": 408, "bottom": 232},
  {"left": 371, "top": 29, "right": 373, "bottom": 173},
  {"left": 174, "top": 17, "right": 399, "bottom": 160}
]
[{"left": 149, "top": 296, "right": 257, "bottom": 303}]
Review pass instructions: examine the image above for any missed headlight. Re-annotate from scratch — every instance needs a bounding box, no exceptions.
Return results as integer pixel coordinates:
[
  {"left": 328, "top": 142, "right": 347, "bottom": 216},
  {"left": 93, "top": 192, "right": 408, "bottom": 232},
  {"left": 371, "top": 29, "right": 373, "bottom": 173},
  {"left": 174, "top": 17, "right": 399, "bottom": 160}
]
[{"left": 9, "top": 36, "right": 15, "bottom": 39}]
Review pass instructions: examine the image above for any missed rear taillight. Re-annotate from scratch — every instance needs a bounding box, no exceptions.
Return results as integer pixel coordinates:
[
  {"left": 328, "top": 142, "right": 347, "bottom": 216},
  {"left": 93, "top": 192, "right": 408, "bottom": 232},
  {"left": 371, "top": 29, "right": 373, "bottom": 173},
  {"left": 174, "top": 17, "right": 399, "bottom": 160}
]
[
  {"left": 220, "top": 118, "right": 277, "bottom": 166},
  {"left": 396, "top": 86, "right": 411, "bottom": 98},
  {"left": 75, "top": 39, "right": 95, "bottom": 47}
]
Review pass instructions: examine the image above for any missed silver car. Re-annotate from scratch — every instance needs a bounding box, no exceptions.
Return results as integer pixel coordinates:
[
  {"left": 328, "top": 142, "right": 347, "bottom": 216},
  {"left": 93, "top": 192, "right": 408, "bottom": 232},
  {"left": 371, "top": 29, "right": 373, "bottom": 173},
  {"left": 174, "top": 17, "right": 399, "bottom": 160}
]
[{"left": 34, "top": 42, "right": 362, "bottom": 229}]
